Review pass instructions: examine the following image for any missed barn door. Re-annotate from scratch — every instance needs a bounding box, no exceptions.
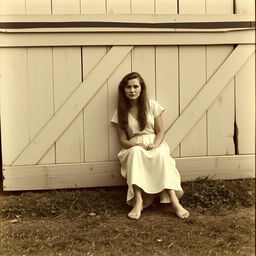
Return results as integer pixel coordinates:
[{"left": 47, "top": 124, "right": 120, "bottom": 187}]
[{"left": 1, "top": 44, "right": 254, "bottom": 190}]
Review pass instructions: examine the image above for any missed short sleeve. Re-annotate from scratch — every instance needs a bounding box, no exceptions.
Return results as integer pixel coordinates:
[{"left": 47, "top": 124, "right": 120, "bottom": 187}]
[
  {"left": 110, "top": 110, "right": 118, "bottom": 124},
  {"left": 150, "top": 100, "right": 165, "bottom": 118}
]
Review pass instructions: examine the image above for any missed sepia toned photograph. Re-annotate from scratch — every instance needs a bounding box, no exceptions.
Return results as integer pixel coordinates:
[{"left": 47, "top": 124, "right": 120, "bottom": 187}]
[{"left": 0, "top": 0, "right": 255, "bottom": 255}]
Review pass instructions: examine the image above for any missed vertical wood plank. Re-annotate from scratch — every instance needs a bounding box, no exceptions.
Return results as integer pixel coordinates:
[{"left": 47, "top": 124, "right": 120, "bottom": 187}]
[
  {"left": 26, "top": 0, "right": 54, "bottom": 164},
  {"left": 206, "top": 1, "right": 235, "bottom": 156},
  {"left": 235, "top": 52, "right": 255, "bottom": 154},
  {"left": 235, "top": 0, "right": 255, "bottom": 14},
  {"left": 52, "top": 0, "right": 80, "bottom": 14},
  {"left": 206, "top": 0, "right": 233, "bottom": 14},
  {"left": 0, "top": 49, "right": 29, "bottom": 165},
  {"left": 27, "top": 48, "right": 55, "bottom": 164},
  {"left": 107, "top": 0, "right": 130, "bottom": 14},
  {"left": 108, "top": 53, "right": 132, "bottom": 160},
  {"left": 155, "top": 0, "right": 179, "bottom": 156},
  {"left": 52, "top": 2, "right": 83, "bottom": 163},
  {"left": 106, "top": 0, "right": 132, "bottom": 160},
  {"left": 179, "top": 0, "right": 207, "bottom": 157},
  {"left": 131, "top": 0, "right": 155, "bottom": 14},
  {"left": 81, "top": 0, "right": 107, "bottom": 161},
  {"left": 26, "top": 0, "right": 52, "bottom": 14},
  {"left": 132, "top": 47, "right": 155, "bottom": 100},
  {"left": 179, "top": 46, "right": 207, "bottom": 157},
  {"left": 0, "top": 0, "right": 26, "bottom": 14},
  {"left": 207, "top": 46, "right": 235, "bottom": 155},
  {"left": 53, "top": 47, "right": 84, "bottom": 163},
  {"left": 155, "top": 0, "right": 177, "bottom": 14},
  {"left": 179, "top": 0, "right": 205, "bottom": 13},
  {"left": 81, "top": 0, "right": 106, "bottom": 13},
  {"left": 83, "top": 47, "right": 109, "bottom": 161},
  {"left": 155, "top": 46, "right": 180, "bottom": 157}
]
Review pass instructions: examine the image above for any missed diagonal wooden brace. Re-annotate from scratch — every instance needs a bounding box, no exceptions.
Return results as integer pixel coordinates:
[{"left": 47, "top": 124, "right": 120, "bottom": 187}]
[
  {"left": 13, "top": 46, "right": 133, "bottom": 165},
  {"left": 166, "top": 44, "right": 255, "bottom": 153}
]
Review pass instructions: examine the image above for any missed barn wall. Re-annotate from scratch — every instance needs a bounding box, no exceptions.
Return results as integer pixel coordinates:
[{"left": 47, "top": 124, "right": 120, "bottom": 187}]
[{"left": 0, "top": 0, "right": 255, "bottom": 190}]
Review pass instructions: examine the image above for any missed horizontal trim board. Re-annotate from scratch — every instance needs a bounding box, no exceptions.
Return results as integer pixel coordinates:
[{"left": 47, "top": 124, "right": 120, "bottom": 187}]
[
  {"left": 0, "top": 30, "right": 254, "bottom": 47},
  {"left": 0, "top": 14, "right": 254, "bottom": 23},
  {"left": 1, "top": 27, "right": 253, "bottom": 33},
  {"left": 1, "top": 21, "right": 254, "bottom": 30},
  {"left": 3, "top": 155, "right": 255, "bottom": 191}
]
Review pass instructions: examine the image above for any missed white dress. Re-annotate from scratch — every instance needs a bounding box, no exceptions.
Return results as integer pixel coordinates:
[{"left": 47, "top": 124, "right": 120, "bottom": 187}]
[{"left": 111, "top": 100, "right": 184, "bottom": 208}]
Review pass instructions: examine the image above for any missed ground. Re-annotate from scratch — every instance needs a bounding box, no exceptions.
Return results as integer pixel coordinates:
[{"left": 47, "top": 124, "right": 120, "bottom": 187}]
[
  {"left": 1, "top": 205, "right": 255, "bottom": 256},
  {"left": 0, "top": 179, "right": 255, "bottom": 256}
]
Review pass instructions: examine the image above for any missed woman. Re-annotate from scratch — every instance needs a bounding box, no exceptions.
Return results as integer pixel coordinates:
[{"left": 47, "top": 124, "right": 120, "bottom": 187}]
[{"left": 111, "top": 72, "right": 189, "bottom": 220}]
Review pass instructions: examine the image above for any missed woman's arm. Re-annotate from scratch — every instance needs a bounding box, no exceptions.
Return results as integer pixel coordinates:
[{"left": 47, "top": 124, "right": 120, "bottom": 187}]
[
  {"left": 115, "top": 125, "right": 146, "bottom": 149},
  {"left": 147, "top": 113, "right": 165, "bottom": 150}
]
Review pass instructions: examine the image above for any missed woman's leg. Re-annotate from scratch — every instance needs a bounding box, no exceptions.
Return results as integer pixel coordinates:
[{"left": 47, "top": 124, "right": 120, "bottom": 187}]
[
  {"left": 128, "top": 185, "right": 143, "bottom": 220},
  {"left": 167, "top": 189, "right": 189, "bottom": 219}
]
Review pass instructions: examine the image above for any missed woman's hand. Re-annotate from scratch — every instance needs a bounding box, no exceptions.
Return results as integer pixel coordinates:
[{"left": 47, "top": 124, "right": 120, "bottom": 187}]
[
  {"left": 146, "top": 143, "right": 156, "bottom": 151},
  {"left": 136, "top": 143, "right": 157, "bottom": 150}
]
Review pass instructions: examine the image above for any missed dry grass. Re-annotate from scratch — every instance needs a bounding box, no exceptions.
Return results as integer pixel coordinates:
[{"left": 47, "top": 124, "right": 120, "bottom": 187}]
[{"left": 0, "top": 178, "right": 255, "bottom": 256}]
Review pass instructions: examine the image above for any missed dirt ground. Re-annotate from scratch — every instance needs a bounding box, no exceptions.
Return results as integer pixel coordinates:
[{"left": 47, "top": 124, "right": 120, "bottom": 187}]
[{"left": 1, "top": 205, "right": 255, "bottom": 256}]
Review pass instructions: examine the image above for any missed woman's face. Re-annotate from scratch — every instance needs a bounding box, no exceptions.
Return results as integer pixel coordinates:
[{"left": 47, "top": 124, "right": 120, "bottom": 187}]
[{"left": 124, "top": 78, "right": 142, "bottom": 101}]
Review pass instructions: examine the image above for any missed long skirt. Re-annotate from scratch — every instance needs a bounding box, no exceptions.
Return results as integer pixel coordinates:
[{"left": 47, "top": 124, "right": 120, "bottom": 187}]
[{"left": 118, "top": 133, "right": 184, "bottom": 208}]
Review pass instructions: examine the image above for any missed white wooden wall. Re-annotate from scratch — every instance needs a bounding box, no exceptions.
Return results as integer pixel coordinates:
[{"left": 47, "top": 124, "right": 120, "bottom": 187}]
[{"left": 0, "top": 0, "right": 255, "bottom": 190}]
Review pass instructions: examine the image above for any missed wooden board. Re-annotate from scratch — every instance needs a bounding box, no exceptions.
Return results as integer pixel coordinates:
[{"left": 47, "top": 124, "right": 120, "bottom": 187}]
[
  {"left": 206, "top": 0, "right": 235, "bottom": 156},
  {"left": 206, "top": 0, "right": 233, "bottom": 14},
  {"left": 27, "top": 48, "right": 55, "bottom": 164},
  {"left": 179, "top": 0, "right": 206, "bottom": 157},
  {"left": 132, "top": 46, "right": 155, "bottom": 99},
  {"left": 3, "top": 155, "right": 255, "bottom": 191},
  {"left": 155, "top": 46, "right": 180, "bottom": 157},
  {"left": 155, "top": 0, "right": 177, "bottom": 14},
  {"left": 0, "top": 0, "right": 25, "bottom": 14},
  {"left": 83, "top": 47, "right": 109, "bottom": 161},
  {"left": 0, "top": 14, "right": 254, "bottom": 23},
  {"left": 108, "top": 52, "right": 132, "bottom": 161},
  {"left": 235, "top": 52, "right": 255, "bottom": 154},
  {"left": 0, "top": 48, "right": 30, "bottom": 165},
  {"left": 1, "top": 30, "right": 254, "bottom": 47},
  {"left": 107, "top": 0, "right": 130, "bottom": 14},
  {"left": 52, "top": 47, "right": 84, "bottom": 164},
  {"left": 155, "top": 0, "right": 179, "bottom": 157},
  {"left": 179, "top": 0, "right": 205, "bottom": 14},
  {"left": 179, "top": 46, "right": 207, "bottom": 157},
  {"left": 81, "top": 0, "right": 106, "bottom": 14},
  {"left": 131, "top": 0, "right": 155, "bottom": 14},
  {"left": 25, "top": 0, "right": 52, "bottom": 14},
  {"left": 52, "top": 0, "right": 81, "bottom": 14},
  {"left": 235, "top": 0, "right": 255, "bottom": 14}
]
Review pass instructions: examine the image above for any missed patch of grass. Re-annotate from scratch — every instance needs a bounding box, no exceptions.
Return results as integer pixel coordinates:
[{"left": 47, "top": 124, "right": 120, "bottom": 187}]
[
  {"left": 0, "top": 187, "right": 128, "bottom": 220},
  {"left": 181, "top": 177, "right": 255, "bottom": 213},
  {"left": 0, "top": 178, "right": 255, "bottom": 256},
  {"left": 0, "top": 178, "right": 254, "bottom": 219},
  {"left": 1, "top": 209, "right": 254, "bottom": 256}
]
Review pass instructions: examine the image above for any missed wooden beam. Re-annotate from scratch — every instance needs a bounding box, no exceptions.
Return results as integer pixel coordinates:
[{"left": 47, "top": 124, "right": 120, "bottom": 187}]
[
  {"left": 165, "top": 44, "right": 255, "bottom": 153},
  {"left": 0, "top": 14, "right": 254, "bottom": 23},
  {"left": 1, "top": 27, "right": 253, "bottom": 33},
  {"left": 3, "top": 155, "right": 255, "bottom": 191},
  {"left": 0, "top": 30, "right": 254, "bottom": 47},
  {"left": 13, "top": 46, "right": 133, "bottom": 166}
]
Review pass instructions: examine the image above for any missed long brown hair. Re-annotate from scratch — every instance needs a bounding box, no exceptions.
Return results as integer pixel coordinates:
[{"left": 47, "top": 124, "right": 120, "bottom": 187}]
[{"left": 118, "top": 72, "right": 148, "bottom": 131}]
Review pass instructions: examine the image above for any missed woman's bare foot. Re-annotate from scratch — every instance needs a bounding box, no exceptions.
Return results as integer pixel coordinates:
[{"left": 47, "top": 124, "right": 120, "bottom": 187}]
[
  {"left": 128, "top": 198, "right": 143, "bottom": 220},
  {"left": 172, "top": 202, "right": 189, "bottom": 219}
]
